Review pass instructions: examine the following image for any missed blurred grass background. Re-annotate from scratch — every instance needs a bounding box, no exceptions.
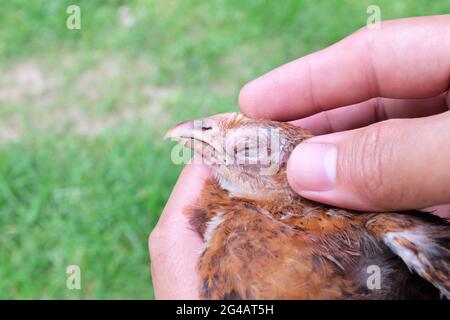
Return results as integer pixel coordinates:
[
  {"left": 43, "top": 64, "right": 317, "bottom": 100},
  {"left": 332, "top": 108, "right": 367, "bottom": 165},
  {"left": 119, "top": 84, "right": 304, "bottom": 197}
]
[{"left": 0, "top": 0, "right": 448, "bottom": 299}]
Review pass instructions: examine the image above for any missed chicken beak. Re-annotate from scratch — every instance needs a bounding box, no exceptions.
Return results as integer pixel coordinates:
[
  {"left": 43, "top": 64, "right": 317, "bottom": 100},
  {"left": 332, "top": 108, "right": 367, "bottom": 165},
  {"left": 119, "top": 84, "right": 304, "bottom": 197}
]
[
  {"left": 164, "top": 118, "right": 224, "bottom": 164},
  {"left": 164, "top": 120, "right": 195, "bottom": 141}
]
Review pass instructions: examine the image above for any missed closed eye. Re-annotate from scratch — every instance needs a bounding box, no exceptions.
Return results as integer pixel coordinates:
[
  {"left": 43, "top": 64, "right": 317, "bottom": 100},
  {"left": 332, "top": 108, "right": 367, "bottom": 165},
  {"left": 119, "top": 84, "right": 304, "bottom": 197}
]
[{"left": 202, "top": 125, "right": 212, "bottom": 131}]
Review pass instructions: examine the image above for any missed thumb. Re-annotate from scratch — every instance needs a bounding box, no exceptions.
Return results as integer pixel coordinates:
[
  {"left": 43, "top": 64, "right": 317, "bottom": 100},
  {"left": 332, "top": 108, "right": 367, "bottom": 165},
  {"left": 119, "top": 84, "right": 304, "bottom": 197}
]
[{"left": 287, "top": 111, "right": 450, "bottom": 211}]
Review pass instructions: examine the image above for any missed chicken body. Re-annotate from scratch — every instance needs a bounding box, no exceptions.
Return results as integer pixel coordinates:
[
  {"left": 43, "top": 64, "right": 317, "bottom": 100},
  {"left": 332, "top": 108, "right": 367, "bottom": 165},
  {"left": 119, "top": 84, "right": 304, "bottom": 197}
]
[{"left": 166, "top": 112, "right": 450, "bottom": 299}]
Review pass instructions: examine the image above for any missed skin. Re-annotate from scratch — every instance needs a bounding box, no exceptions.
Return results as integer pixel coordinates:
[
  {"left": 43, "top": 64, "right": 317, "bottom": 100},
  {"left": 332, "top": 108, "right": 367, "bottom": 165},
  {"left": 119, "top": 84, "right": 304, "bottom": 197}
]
[{"left": 149, "top": 15, "right": 450, "bottom": 299}]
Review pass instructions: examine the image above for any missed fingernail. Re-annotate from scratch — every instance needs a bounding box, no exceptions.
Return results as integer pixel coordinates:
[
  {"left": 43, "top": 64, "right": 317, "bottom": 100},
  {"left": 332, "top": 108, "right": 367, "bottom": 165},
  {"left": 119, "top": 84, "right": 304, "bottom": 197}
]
[{"left": 287, "top": 143, "right": 337, "bottom": 192}]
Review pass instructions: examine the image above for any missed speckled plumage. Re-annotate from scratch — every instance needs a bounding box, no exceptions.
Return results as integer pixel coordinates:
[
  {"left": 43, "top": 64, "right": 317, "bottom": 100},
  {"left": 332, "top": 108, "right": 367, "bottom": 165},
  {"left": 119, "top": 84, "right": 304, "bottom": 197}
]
[{"left": 166, "top": 112, "right": 450, "bottom": 300}]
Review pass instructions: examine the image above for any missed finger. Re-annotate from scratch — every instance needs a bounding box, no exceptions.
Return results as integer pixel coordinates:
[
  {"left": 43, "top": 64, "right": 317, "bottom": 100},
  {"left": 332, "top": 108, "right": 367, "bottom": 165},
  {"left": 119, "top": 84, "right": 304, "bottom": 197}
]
[
  {"left": 425, "top": 204, "right": 450, "bottom": 218},
  {"left": 149, "top": 162, "right": 211, "bottom": 299},
  {"left": 291, "top": 93, "right": 448, "bottom": 135},
  {"left": 287, "top": 111, "right": 450, "bottom": 211},
  {"left": 240, "top": 15, "right": 450, "bottom": 121}
]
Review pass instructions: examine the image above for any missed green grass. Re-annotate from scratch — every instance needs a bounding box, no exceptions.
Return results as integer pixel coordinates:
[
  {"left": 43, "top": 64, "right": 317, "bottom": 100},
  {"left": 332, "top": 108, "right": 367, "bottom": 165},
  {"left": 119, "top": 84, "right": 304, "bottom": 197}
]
[
  {"left": 0, "top": 128, "right": 177, "bottom": 298},
  {"left": 0, "top": 0, "right": 448, "bottom": 299}
]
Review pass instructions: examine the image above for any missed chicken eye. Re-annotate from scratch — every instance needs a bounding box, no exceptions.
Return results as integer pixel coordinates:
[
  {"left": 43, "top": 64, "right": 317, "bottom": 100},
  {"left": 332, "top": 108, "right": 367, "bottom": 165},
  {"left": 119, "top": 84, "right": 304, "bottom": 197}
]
[{"left": 201, "top": 125, "right": 212, "bottom": 131}]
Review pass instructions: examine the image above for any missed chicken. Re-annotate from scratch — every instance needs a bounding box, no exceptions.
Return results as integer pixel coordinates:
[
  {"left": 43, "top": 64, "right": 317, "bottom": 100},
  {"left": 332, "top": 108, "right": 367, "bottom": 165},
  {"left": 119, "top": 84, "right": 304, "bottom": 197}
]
[{"left": 165, "top": 112, "right": 450, "bottom": 300}]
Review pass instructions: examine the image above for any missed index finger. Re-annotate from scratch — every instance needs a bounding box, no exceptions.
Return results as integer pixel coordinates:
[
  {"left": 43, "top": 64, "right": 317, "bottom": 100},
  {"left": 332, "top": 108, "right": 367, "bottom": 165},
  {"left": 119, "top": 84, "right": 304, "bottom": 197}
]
[
  {"left": 239, "top": 15, "right": 450, "bottom": 121},
  {"left": 150, "top": 161, "right": 210, "bottom": 299}
]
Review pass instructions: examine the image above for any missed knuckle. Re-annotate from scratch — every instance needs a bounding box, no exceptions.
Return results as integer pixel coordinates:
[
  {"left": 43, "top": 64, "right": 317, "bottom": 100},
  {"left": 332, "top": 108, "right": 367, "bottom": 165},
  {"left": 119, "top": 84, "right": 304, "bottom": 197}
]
[{"left": 340, "top": 122, "right": 395, "bottom": 206}]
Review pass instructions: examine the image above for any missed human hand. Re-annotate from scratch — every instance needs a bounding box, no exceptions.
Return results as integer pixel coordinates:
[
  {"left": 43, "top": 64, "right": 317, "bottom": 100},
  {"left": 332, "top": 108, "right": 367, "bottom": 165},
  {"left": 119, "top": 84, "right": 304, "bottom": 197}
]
[
  {"left": 150, "top": 15, "right": 450, "bottom": 300},
  {"left": 239, "top": 15, "right": 450, "bottom": 216},
  {"left": 149, "top": 163, "right": 210, "bottom": 299}
]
